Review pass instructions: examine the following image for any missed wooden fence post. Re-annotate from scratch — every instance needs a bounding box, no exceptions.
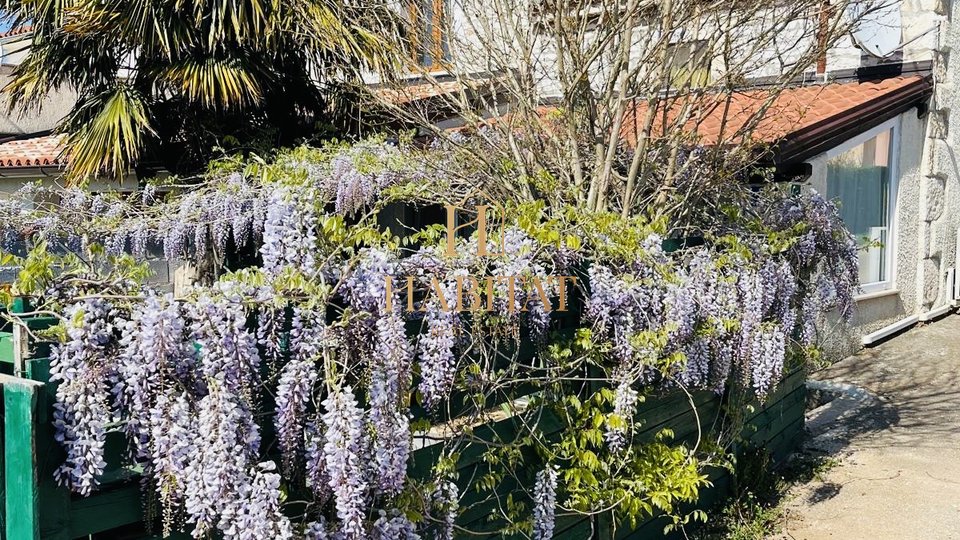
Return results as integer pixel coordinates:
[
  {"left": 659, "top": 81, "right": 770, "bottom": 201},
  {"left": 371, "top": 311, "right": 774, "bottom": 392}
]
[
  {"left": 12, "top": 325, "right": 29, "bottom": 378},
  {"left": 2, "top": 374, "right": 43, "bottom": 540}
]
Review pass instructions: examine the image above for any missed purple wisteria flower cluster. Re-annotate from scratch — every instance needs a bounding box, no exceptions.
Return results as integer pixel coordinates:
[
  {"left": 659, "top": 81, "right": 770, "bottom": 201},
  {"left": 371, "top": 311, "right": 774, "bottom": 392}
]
[
  {"left": 49, "top": 288, "right": 297, "bottom": 538},
  {"left": 585, "top": 235, "right": 667, "bottom": 369},
  {"left": 585, "top": 192, "right": 859, "bottom": 451},
  {"left": 532, "top": 466, "right": 559, "bottom": 540},
  {"left": 36, "top": 145, "right": 860, "bottom": 540},
  {"left": 50, "top": 298, "right": 117, "bottom": 496},
  {"left": 320, "top": 387, "right": 369, "bottom": 540},
  {"left": 490, "top": 227, "right": 558, "bottom": 342},
  {"left": 0, "top": 141, "right": 412, "bottom": 264},
  {"left": 588, "top": 244, "right": 802, "bottom": 402},
  {"left": 114, "top": 293, "right": 196, "bottom": 458},
  {"left": 326, "top": 141, "right": 407, "bottom": 216},
  {"left": 768, "top": 191, "right": 861, "bottom": 328},
  {"left": 261, "top": 184, "right": 319, "bottom": 276},
  {"left": 417, "top": 275, "right": 460, "bottom": 409},
  {"left": 49, "top": 274, "right": 448, "bottom": 538}
]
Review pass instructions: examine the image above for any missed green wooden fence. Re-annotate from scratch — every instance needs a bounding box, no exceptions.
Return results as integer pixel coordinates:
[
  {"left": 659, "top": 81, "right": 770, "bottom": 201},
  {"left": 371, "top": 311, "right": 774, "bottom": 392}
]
[
  {"left": 0, "top": 313, "right": 805, "bottom": 540},
  {"left": 0, "top": 313, "right": 167, "bottom": 540}
]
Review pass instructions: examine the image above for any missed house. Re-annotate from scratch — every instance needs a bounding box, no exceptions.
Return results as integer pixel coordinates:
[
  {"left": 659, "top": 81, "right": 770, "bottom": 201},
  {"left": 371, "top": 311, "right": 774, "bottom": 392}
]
[
  {"left": 0, "top": 26, "right": 145, "bottom": 194},
  {"left": 0, "top": 27, "right": 71, "bottom": 192},
  {"left": 2, "top": 2, "right": 958, "bottom": 359},
  {"left": 396, "top": 0, "right": 958, "bottom": 359}
]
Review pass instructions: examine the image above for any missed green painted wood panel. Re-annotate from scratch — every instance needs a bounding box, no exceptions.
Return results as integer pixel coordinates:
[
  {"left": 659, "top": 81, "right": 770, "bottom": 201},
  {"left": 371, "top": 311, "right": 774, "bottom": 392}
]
[
  {"left": 0, "top": 373, "right": 4, "bottom": 536},
  {"left": 2, "top": 375, "right": 43, "bottom": 540},
  {"left": 0, "top": 308, "right": 807, "bottom": 540},
  {"left": 69, "top": 485, "right": 146, "bottom": 538},
  {"left": 0, "top": 334, "right": 13, "bottom": 365}
]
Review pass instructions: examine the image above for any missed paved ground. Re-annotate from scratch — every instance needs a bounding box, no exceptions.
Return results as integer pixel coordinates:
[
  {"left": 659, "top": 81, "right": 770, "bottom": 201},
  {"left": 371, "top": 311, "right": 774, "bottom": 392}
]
[{"left": 776, "top": 314, "right": 960, "bottom": 540}]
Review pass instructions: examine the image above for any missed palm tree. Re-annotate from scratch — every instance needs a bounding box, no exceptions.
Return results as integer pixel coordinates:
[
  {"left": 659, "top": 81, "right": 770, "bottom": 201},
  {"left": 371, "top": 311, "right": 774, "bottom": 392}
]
[{"left": 2, "top": 0, "right": 398, "bottom": 181}]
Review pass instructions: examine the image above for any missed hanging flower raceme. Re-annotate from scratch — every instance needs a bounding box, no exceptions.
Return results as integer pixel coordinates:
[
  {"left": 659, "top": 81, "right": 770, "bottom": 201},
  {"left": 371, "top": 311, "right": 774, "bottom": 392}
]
[
  {"left": 49, "top": 298, "right": 117, "bottom": 496},
  {"left": 490, "top": 227, "right": 557, "bottom": 342},
  {"left": 532, "top": 466, "right": 559, "bottom": 540},
  {"left": 370, "top": 311, "right": 413, "bottom": 494},
  {"left": 430, "top": 480, "right": 459, "bottom": 540},
  {"left": 304, "top": 418, "right": 331, "bottom": 500},
  {"left": 260, "top": 184, "right": 318, "bottom": 276},
  {"left": 275, "top": 307, "right": 325, "bottom": 475},
  {"left": 256, "top": 301, "right": 286, "bottom": 374},
  {"left": 418, "top": 276, "right": 460, "bottom": 409},
  {"left": 341, "top": 247, "right": 415, "bottom": 492},
  {"left": 149, "top": 389, "right": 194, "bottom": 531},
  {"left": 276, "top": 348, "right": 319, "bottom": 475},
  {"left": 114, "top": 293, "right": 195, "bottom": 458},
  {"left": 606, "top": 375, "right": 640, "bottom": 452},
  {"left": 190, "top": 286, "right": 262, "bottom": 399},
  {"left": 321, "top": 387, "right": 369, "bottom": 540},
  {"left": 328, "top": 141, "right": 405, "bottom": 216},
  {"left": 372, "top": 510, "right": 421, "bottom": 540},
  {"left": 217, "top": 461, "right": 294, "bottom": 540},
  {"left": 181, "top": 383, "right": 261, "bottom": 537},
  {"left": 749, "top": 325, "right": 787, "bottom": 397}
]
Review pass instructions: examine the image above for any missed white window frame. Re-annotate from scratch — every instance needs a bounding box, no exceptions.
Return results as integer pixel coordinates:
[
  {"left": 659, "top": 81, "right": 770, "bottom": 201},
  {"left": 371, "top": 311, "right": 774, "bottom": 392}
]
[{"left": 823, "top": 116, "right": 901, "bottom": 295}]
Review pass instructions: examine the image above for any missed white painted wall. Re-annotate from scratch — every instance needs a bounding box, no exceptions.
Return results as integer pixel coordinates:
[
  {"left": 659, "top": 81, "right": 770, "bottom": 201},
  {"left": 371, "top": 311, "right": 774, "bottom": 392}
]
[
  {"left": 0, "top": 32, "right": 77, "bottom": 136},
  {"left": 439, "top": 1, "right": 946, "bottom": 96},
  {"left": 0, "top": 34, "right": 31, "bottom": 66}
]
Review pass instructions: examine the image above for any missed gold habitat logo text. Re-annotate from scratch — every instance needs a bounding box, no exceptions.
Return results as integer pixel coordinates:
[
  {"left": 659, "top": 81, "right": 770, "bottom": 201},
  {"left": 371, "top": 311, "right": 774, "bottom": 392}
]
[{"left": 384, "top": 203, "right": 577, "bottom": 313}]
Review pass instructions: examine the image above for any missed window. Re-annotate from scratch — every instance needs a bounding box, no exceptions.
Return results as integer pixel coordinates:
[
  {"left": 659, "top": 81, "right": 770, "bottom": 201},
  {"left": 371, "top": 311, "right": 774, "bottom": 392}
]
[
  {"left": 825, "top": 121, "right": 898, "bottom": 291},
  {"left": 666, "top": 41, "right": 710, "bottom": 88},
  {"left": 407, "top": 0, "right": 449, "bottom": 69}
]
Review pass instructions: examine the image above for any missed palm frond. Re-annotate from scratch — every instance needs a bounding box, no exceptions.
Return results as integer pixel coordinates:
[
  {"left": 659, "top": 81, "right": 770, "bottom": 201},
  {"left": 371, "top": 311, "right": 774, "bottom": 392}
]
[
  {"left": 62, "top": 86, "right": 154, "bottom": 183},
  {"left": 157, "top": 58, "right": 264, "bottom": 109},
  {"left": 2, "top": 0, "right": 403, "bottom": 179}
]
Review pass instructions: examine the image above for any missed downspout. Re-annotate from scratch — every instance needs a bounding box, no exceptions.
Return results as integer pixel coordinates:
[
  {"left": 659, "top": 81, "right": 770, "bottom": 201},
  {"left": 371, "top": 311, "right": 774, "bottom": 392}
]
[{"left": 861, "top": 315, "right": 919, "bottom": 346}]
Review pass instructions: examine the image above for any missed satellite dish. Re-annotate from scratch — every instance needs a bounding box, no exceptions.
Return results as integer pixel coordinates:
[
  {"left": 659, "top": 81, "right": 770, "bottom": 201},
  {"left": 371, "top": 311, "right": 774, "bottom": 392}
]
[{"left": 847, "top": 0, "right": 903, "bottom": 58}]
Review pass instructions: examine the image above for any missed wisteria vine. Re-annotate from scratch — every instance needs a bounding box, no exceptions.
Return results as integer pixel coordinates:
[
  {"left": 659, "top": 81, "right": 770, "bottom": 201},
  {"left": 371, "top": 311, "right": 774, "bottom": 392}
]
[{"left": 6, "top": 138, "right": 862, "bottom": 539}]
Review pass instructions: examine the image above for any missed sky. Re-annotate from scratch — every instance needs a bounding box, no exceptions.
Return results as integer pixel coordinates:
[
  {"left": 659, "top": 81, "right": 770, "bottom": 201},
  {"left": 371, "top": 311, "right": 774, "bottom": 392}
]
[{"left": 0, "top": 11, "right": 13, "bottom": 34}]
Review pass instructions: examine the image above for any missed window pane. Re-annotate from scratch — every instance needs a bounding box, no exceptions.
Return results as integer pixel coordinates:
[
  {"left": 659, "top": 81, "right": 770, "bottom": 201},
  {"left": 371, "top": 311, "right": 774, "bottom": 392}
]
[
  {"left": 667, "top": 41, "right": 710, "bottom": 88},
  {"left": 407, "top": 0, "right": 449, "bottom": 68},
  {"left": 826, "top": 130, "right": 893, "bottom": 285}
]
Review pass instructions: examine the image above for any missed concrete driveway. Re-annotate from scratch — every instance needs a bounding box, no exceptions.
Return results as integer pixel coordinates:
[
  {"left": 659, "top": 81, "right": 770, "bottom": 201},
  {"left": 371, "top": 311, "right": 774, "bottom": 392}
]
[{"left": 777, "top": 314, "right": 960, "bottom": 540}]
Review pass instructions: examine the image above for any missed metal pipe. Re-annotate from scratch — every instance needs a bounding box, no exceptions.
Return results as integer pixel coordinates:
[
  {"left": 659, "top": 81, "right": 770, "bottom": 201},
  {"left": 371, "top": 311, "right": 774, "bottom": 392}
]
[
  {"left": 920, "top": 304, "right": 954, "bottom": 322},
  {"left": 862, "top": 315, "right": 919, "bottom": 346}
]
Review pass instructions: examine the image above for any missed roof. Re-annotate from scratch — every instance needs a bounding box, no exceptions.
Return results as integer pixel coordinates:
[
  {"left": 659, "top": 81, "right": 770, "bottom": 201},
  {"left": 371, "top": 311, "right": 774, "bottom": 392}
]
[
  {"left": 375, "top": 80, "right": 466, "bottom": 105},
  {"left": 372, "top": 73, "right": 512, "bottom": 108},
  {"left": 621, "top": 75, "right": 933, "bottom": 162},
  {"left": 0, "top": 134, "right": 67, "bottom": 168},
  {"left": 0, "top": 26, "right": 33, "bottom": 40}
]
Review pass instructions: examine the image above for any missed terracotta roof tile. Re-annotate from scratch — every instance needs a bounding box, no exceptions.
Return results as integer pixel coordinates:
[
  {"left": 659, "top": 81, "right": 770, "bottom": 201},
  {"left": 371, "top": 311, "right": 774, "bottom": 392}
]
[
  {"left": 375, "top": 80, "right": 466, "bottom": 105},
  {"left": 0, "top": 134, "right": 67, "bottom": 168},
  {"left": 0, "top": 25, "right": 33, "bottom": 39},
  {"left": 620, "top": 76, "right": 929, "bottom": 147}
]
